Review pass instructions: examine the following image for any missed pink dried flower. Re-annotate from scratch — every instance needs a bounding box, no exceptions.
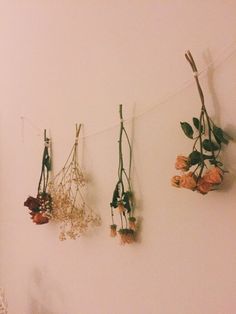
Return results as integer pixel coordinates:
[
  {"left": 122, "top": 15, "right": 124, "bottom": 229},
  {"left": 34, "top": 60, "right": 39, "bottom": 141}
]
[
  {"left": 110, "top": 224, "right": 117, "bottom": 237},
  {"left": 175, "top": 155, "right": 190, "bottom": 171},
  {"left": 180, "top": 172, "right": 197, "bottom": 190},
  {"left": 197, "top": 178, "right": 212, "bottom": 195},
  {"left": 171, "top": 175, "right": 181, "bottom": 188},
  {"left": 203, "top": 167, "right": 223, "bottom": 185}
]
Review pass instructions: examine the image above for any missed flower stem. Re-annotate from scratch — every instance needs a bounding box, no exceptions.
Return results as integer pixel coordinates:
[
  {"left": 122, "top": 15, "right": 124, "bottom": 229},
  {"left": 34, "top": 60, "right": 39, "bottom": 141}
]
[
  {"left": 185, "top": 51, "right": 217, "bottom": 179},
  {"left": 118, "top": 105, "right": 124, "bottom": 184}
]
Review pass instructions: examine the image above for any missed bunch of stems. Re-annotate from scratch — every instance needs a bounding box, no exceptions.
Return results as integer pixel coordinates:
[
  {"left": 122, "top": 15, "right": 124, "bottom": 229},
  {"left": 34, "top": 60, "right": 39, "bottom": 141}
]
[
  {"left": 110, "top": 105, "right": 136, "bottom": 244},
  {"left": 49, "top": 124, "right": 100, "bottom": 240}
]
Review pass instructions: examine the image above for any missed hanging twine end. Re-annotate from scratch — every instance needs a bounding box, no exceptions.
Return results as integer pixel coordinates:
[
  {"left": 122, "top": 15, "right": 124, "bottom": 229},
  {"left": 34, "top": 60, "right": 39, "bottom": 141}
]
[
  {"left": 44, "top": 129, "right": 50, "bottom": 147},
  {"left": 75, "top": 123, "right": 82, "bottom": 144},
  {"left": 44, "top": 141, "right": 50, "bottom": 148}
]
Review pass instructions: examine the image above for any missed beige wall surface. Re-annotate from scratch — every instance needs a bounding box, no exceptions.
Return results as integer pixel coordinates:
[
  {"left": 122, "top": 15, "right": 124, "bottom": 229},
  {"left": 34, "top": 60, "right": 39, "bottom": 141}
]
[{"left": 1, "top": 1, "right": 236, "bottom": 313}]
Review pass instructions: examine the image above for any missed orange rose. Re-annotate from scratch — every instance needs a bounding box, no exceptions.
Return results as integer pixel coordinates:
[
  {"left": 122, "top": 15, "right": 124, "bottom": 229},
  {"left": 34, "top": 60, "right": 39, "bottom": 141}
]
[
  {"left": 175, "top": 155, "right": 190, "bottom": 171},
  {"left": 203, "top": 167, "right": 223, "bottom": 185},
  {"left": 180, "top": 172, "right": 197, "bottom": 190},
  {"left": 171, "top": 175, "right": 181, "bottom": 187},
  {"left": 197, "top": 178, "right": 212, "bottom": 194}
]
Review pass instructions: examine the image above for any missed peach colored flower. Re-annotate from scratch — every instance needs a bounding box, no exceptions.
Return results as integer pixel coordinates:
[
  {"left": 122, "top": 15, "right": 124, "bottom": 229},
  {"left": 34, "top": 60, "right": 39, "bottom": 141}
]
[
  {"left": 129, "top": 218, "right": 136, "bottom": 231},
  {"left": 110, "top": 225, "right": 117, "bottom": 237},
  {"left": 175, "top": 155, "right": 190, "bottom": 171},
  {"left": 119, "top": 229, "right": 135, "bottom": 245},
  {"left": 171, "top": 175, "right": 181, "bottom": 188},
  {"left": 203, "top": 167, "right": 223, "bottom": 185},
  {"left": 180, "top": 172, "right": 197, "bottom": 190},
  {"left": 125, "top": 233, "right": 135, "bottom": 244},
  {"left": 197, "top": 178, "right": 212, "bottom": 195},
  {"left": 120, "top": 233, "right": 134, "bottom": 244},
  {"left": 117, "top": 202, "right": 125, "bottom": 213},
  {"left": 120, "top": 233, "right": 127, "bottom": 245}
]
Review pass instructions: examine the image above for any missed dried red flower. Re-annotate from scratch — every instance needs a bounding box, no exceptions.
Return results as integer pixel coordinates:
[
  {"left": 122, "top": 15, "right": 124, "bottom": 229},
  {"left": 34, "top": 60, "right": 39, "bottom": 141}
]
[
  {"left": 33, "top": 212, "right": 49, "bottom": 225},
  {"left": 24, "top": 196, "right": 40, "bottom": 211}
]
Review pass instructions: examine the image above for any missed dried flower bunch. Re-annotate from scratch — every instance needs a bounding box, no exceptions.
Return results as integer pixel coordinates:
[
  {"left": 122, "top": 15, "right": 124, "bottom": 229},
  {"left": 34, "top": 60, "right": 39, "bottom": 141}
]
[
  {"left": 172, "top": 51, "right": 231, "bottom": 194},
  {"left": 110, "top": 104, "right": 136, "bottom": 244},
  {"left": 49, "top": 124, "right": 101, "bottom": 240},
  {"left": 24, "top": 130, "right": 53, "bottom": 224}
]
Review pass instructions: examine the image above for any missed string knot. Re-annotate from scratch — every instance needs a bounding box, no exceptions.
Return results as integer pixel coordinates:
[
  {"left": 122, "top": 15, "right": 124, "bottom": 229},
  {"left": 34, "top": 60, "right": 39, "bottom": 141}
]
[{"left": 44, "top": 140, "right": 50, "bottom": 148}]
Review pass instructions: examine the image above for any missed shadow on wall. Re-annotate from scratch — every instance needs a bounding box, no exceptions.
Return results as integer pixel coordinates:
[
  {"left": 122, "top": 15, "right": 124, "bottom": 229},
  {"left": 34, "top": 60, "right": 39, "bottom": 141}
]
[
  {"left": 29, "top": 299, "right": 53, "bottom": 314},
  {"left": 131, "top": 104, "right": 144, "bottom": 244},
  {"left": 204, "top": 50, "right": 236, "bottom": 192},
  {"left": 28, "top": 268, "right": 64, "bottom": 314},
  {"left": 204, "top": 49, "right": 222, "bottom": 125},
  {"left": 219, "top": 123, "right": 236, "bottom": 192}
]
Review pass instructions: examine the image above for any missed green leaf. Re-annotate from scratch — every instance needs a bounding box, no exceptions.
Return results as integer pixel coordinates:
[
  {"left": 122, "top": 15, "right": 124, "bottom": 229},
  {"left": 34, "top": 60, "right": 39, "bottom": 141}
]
[
  {"left": 111, "top": 183, "right": 120, "bottom": 208},
  {"left": 193, "top": 117, "right": 201, "bottom": 131},
  {"left": 44, "top": 156, "right": 51, "bottom": 171},
  {"left": 202, "top": 139, "right": 219, "bottom": 152},
  {"left": 209, "top": 159, "right": 223, "bottom": 166},
  {"left": 203, "top": 154, "right": 214, "bottom": 160},
  {"left": 189, "top": 150, "right": 214, "bottom": 165},
  {"left": 188, "top": 151, "right": 202, "bottom": 165},
  {"left": 180, "top": 122, "right": 193, "bottom": 139},
  {"left": 123, "top": 191, "right": 132, "bottom": 213},
  {"left": 213, "top": 126, "right": 229, "bottom": 145}
]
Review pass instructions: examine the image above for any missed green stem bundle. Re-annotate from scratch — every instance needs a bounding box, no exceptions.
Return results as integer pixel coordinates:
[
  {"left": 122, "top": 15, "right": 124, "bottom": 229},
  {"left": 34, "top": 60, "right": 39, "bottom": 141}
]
[{"left": 110, "top": 105, "right": 136, "bottom": 244}]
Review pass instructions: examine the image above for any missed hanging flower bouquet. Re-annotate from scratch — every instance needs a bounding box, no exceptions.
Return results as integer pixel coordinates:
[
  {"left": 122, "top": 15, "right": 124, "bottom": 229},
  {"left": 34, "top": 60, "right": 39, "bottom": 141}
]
[
  {"left": 110, "top": 104, "right": 136, "bottom": 244},
  {"left": 49, "top": 124, "right": 101, "bottom": 240},
  {"left": 171, "top": 51, "right": 231, "bottom": 194},
  {"left": 24, "top": 130, "right": 53, "bottom": 224}
]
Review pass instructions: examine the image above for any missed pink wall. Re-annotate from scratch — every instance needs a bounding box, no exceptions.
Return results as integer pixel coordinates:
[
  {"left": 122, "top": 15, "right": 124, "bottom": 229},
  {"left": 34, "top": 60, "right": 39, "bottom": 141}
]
[{"left": 1, "top": 1, "right": 236, "bottom": 313}]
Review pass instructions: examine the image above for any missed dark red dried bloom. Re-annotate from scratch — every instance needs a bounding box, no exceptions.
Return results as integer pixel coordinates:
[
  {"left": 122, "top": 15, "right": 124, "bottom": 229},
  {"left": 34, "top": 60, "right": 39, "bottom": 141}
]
[
  {"left": 24, "top": 196, "right": 40, "bottom": 211},
  {"left": 33, "top": 212, "right": 49, "bottom": 225}
]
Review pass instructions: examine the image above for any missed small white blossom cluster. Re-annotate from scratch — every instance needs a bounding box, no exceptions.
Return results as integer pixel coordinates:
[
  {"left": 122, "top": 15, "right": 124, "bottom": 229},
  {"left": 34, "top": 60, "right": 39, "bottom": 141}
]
[
  {"left": 50, "top": 188, "right": 100, "bottom": 240},
  {"left": 49, "top": 134, "right": 100, "bottom": 240}
]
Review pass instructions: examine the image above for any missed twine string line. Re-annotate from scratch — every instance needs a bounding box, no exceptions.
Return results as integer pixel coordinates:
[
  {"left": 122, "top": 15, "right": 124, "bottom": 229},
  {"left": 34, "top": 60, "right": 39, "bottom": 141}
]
[{"left": 20, "top": 40, "right": 236, "bottom": 140}]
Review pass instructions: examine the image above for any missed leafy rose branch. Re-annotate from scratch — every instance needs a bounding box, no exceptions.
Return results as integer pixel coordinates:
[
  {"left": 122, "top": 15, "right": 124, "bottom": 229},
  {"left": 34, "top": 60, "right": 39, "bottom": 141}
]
[
  {"left": 172, "top": 51, "right": 231, "bottom": 194},
  {"left": 110, "top": 104, "right": 136, "bottom": 244},
  {"left": 184, "top": 51, "right": 229, "bottom": 169}
]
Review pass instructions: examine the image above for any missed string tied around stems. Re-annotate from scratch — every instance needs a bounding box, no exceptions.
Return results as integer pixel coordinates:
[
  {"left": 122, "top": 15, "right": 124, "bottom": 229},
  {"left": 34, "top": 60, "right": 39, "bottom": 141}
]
[{"left": 75, "top": 123, "right": 82, "bottom": 145}]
